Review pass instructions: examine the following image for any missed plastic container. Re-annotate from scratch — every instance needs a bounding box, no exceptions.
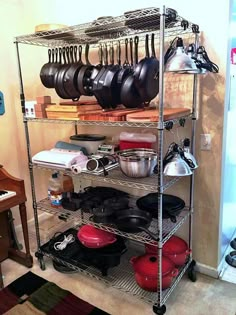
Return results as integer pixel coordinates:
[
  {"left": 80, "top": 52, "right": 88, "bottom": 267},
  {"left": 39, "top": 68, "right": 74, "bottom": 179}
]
[
  {"left": 48, "top": 172, "right": 63, "bottom": 207},
  {"left": 119, "top": 132, "right": 156, "bottom": 150},
  {"left": 70, "top": 134, "right": 106, "bottom": 155}
]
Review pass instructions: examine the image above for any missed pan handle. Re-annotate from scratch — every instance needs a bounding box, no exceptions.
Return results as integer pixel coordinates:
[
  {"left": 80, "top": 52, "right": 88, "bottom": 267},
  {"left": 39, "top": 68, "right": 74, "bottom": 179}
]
[
  {"left": 109, "top": 43, "right": 114, "bottom": 65},
  {"left": 58, "top": 48, "right": 62, "bottom": 64},
  {"left": 103, "top": 44, "right": 108, "bottom": 66},
  {"left": 117, "top": 41, "right": 121, "bottom": 66},
  {"left": 145, "top": 34, "right": 150, "bottom": 58},
  {"left": 55, "top": 48, "right": 58, "bottom": 63},
  {"left": 151, "top": 33, "right": 156, "bottom": 58},
  {"left": 123, "top": 38, "right": 129, "bottom": 67},
  {"left": 85, "top": 43, "right": 91, "bottom": 65},
  {"left": 70, "top": 46, "right": 74, "bottom": 63},
  {"left": 138, "top": 225, "right": 159, "bottom": 241},
  {"left": 48, "top": 49, "right": 52, "bottom": 63},
  {"left": 134, "top": 36, "right": 139, "bottom": 65},
  {"left": 74, "top": 46, "right": 78, "bottom": 63},
  {"left": 98, "top": 44, "right": 103, "bottom": 66},
  {"left": 129, "top": 38, "right": 133, "bottom": 67},
  {"left": 51, "top": 48, "right": 55, "bottom": 63},
  {"left": 78, "top": 45, "right": 83, "bottom": 64}
]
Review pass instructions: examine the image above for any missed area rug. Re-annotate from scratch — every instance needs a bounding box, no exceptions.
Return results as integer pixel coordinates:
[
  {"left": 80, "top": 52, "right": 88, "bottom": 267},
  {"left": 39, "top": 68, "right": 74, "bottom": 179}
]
[{"left": 0, "top": 271, "right": 110, "bottom": 315}]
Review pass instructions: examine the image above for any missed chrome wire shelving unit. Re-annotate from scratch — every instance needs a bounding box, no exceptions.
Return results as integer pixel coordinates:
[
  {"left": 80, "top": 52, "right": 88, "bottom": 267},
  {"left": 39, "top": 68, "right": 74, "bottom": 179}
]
[{"left": 15, "top": 6, "right": 199, "bottom": 315}]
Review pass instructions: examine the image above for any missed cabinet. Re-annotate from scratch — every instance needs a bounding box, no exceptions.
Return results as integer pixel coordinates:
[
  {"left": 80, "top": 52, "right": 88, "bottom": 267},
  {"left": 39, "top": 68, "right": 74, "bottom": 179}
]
[{"left": 15, "top": 6, "right": 199, "bottom": 314}]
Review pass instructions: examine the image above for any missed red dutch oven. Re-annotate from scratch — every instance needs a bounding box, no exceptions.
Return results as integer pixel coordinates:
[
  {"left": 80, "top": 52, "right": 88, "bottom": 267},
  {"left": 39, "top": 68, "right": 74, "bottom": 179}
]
[
  {"left": 77, "top": 225, "right": 117, "bottom": 248},
  {"left": 145, "top": 236, "right": 191, "bottom": 266},
  {"left": 130, "top": 254, "right": 178, "bottom": 291}
]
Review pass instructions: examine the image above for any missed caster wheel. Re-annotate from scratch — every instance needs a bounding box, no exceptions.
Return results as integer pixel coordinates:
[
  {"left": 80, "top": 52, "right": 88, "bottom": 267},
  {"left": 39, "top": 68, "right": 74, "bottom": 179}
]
[
  {"left": 39, "top": 258, "right": 46, "bottom": 270},
  {"left": 188, "top": 260, "right": 197, "bottom": 282},
  {"left": 153, "top": 304, "right": 166, "bottom": 315},
  {"left": 188, "top": 269, "right": 197, "bottom": 282}
]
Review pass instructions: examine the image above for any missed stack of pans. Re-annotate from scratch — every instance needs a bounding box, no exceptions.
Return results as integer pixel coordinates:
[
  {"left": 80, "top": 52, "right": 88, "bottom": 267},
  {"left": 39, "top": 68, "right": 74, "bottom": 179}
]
[{"left": 136, "top": 193, "right": 185, "bottom": 223}]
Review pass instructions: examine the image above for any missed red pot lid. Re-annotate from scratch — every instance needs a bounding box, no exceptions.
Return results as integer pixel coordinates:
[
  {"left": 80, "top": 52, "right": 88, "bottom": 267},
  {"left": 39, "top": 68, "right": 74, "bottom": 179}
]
[
  {"left": 130, "top": 254, "right": 175, "bottom": 277},
  {"left": 77, "top": 225, "right": 117, "bottom": 247},
  {"left": 163, "top": 236, "right": 188, "bottom": 254}
]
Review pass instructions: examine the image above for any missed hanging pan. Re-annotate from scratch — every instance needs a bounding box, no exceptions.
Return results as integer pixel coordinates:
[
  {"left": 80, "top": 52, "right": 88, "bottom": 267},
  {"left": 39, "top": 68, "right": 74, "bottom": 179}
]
[
  {"left": 133, "top": 33, "right": 159, "bottom": 102},
  {"left": 40, "top": 48, "right": 61, "bottom": 88}
]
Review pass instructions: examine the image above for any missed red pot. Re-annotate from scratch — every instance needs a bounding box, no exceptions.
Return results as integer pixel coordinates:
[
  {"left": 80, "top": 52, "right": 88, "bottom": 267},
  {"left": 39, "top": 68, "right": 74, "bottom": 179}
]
[
  {"left": 130, "top": 254, "right": 178, "bottom": 291},
  {"left": 77, "top": 225, "right": 117, "bottom": 248},
  {"left": 145, "top": 236, "right": 191, "bottom": 266}
]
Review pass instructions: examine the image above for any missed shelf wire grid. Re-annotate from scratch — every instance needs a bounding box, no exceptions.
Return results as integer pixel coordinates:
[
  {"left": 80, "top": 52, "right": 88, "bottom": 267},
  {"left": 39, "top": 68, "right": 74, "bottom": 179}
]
[
  {"left": 25, "top": 113, "right": 192, "bottom": 129},
  {"left": 32, "top": 163, "right": 181, "bottom": 192},
  {"left": 15, "top": 8, "right": 198, "bottom": 47},
  {"left": 38, "top": 242, "right": 192, "bottom": 305},
  {"left": 37, "top": 197, "right": 191, "bottom": 246}
]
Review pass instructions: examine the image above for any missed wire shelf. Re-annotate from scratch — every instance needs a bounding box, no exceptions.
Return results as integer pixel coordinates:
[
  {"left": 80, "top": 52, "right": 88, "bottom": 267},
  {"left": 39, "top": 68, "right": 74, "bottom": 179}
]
[
  {"left": 32, "top": 164, "right": 181, "bottom": 192},
  {"left": 38, "top": 242, "right": 192, "bottom": 305},
  {"left": 37, "top": 198, "right": 191, "bottom": 246},
  {"left": 25, "top": 113, "right": 192, "bottom": 129},
  {"left": 15, "top": 8, "right": 198, "bottom": 47}
]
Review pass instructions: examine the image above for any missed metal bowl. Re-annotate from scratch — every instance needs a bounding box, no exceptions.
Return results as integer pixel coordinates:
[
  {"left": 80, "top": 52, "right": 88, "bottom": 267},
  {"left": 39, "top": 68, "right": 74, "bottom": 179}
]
[{"left": 117, "top": 149, "right": 158, "bottom": 178}]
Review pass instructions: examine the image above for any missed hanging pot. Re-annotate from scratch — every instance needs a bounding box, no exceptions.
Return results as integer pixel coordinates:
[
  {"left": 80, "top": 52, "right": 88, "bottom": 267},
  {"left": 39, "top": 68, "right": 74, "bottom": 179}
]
[
  {"left": 130, "top": 254, "right": 178, "bottom": 291},
  {"left": 77, "top": 225, "right": 117, "bottom": 248},
  {"left": 145, "top": 235, "right": 191, "bottom": 266}
]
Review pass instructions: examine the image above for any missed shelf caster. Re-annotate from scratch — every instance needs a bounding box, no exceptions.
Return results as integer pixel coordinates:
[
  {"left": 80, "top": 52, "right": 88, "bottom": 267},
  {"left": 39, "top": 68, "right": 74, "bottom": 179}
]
[
  {"left": 35, "top": 251, "right": 46, "bottom": 270},
  {"left": 188, "top": 259, "right": 197, "bottom": 282},
  {"left": 153, "top": 304, "right": 166, "bottom": 315}
]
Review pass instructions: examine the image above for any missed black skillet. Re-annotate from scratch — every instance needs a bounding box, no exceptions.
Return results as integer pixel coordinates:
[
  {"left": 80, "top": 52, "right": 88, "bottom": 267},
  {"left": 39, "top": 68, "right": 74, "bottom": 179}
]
[
  {"left": 77, "top": 44, "right": 94, "bottom": 96},
  {"left": 92, "top": 44, "right": 110, "bottom": 108},
  {"left": 115, "top": 208, "right": 158, "bottom": 240},
  {"left": 55, "top": 47, "right": 76, "bottom": 99},
  {"left": 134, "top": 33, "right": 159, "bottom": 102},
  {"left": 63, "top": 46, "right": 81, "bottom": 100},
  {"left": 116, "top": 39, "right": 131, "bottom": 99},
  {"left": 120, "top": 36, "right": 143, "bottom": 108},
  {"left": 97, "top": 43, "right": 121, "bottom": 109},
  {"left": 40, "top": 48, "right": 61, "bottom": 88}
]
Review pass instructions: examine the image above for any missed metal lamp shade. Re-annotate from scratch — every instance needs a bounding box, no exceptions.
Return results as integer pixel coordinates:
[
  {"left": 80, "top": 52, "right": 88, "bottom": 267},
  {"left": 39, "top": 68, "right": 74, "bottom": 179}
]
[
  {"left": 165, "top": 38, "right": 199, "bottom": 73},
  {"left": 164, "top": 155, "right": 193, "bottom": 177}
]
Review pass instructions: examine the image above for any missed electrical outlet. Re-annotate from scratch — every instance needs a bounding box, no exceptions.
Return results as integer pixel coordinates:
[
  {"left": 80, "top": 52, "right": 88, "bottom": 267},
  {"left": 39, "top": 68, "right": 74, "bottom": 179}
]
[
  {"left": 0, "top": 91, "right": 5, "bottom": 115},
  {"left": 200, "top": 134, "right": 211, "bottom": 150}
]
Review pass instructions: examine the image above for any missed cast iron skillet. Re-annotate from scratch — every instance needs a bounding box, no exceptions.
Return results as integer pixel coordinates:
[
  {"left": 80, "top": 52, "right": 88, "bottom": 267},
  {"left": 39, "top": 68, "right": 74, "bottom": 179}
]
[
  {"left": 133, "top": 33, "right": 159, "bottom": 102},
  {"left": 120, "top": 36, "right": 143, "bottom": 108},
  {"left": 92, "top": 44, "right": 110, "bottom": 108},
  {"left": 54, "top": 47, "right": 72, "bottom": 99},
  {"left": 63, "top": 46, "right": 81, "bottom": 100},
  {"left": 40, "top": 48, "right": 61, "bottom": 88},
  {"left": 115, "top": 208, "right": 158, "bottom": 240},
  {"left": 97, "top": 43, "right": 121, "bottom": 109},
  {"left": 77, "top": 44, "right": 94, "bottom": 96}
]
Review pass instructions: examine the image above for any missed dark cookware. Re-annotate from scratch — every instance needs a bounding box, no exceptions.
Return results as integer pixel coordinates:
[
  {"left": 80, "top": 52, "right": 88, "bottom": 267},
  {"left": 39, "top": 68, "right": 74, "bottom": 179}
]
[
  {"left": 77, "top": 236, "right": 127, "bottom": 276},
  {"left": 54, "top": 47, "right": 72, "bottom": 99},
  {"left": 134, "top": 33, "right": 159, "bottom": 102},
  {"left": 77, "top": 224, "right": 117, "bottom": 248},
  {"left": 115, "top": 208, "right": 158, "bottom": 240},
  {"left": 96, "top": 43, "right": 121, "bottom": 109},
  {"left": 92, "top": 44, "right": 110, "bottom": 108},
  {"left": 130, "top": 254, "right": 178, "bottom": 291},
  {"left": 120, "top": 36, "right": 143, "bottom": 108},
  {"left": 40, "top": 48, "right": 61, "bottom": 88},
  {"left": 124, "top": 7, "right": 177, "bottom": 30},
  {"left": 145, "top": 235, "right": 191, "bottom": 266},
  {"left": 63, "top": 46, "right": 81, "bottom": 100},
  {"left": 77, "top": 44, "right": 94, "bottom": 96},
  {"left": 90, "top": 196, "right": 130, "bottom": 224},
  {"left": 136, "top": 193, "right": 185, "bottom": 222}
]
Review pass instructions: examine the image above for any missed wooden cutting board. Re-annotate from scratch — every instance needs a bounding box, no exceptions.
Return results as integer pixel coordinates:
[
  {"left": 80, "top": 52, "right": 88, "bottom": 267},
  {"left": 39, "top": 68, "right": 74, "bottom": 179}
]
[{"left": 126, "top": 108, "right": 191, "bottom": 122}]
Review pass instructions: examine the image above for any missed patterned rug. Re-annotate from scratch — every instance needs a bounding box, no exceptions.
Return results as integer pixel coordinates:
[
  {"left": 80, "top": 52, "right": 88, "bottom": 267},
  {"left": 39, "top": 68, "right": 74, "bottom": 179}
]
[{"left": 0, "top": 271, "right": 110, "bottom": 315}]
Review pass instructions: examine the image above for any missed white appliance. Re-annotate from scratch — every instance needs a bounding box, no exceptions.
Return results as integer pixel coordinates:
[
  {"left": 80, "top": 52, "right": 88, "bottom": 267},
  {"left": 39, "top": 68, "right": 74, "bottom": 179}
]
[{"left": 32, "top": 149, "right": 88, "bottom": 169}]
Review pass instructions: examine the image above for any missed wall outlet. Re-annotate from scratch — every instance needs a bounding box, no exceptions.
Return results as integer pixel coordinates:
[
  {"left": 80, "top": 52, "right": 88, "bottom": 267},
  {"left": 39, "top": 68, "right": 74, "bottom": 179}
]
[
  {"left": 200, "top": 134, "right": 212, "bottom": 150},
  {"left": 0, "top": 91, "right": 5, "bottom": 115}
]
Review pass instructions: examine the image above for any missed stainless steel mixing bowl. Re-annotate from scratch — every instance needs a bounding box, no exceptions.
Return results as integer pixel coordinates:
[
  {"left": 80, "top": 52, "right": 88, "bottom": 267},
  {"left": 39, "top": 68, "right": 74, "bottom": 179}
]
[{"left": 117, "top": 149, "right": 158, "bottom": 178}]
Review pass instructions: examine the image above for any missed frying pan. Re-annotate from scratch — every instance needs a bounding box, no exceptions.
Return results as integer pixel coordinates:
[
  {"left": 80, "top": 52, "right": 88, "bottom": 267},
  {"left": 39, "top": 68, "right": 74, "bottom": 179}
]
[
  {"left": 54, "top": 47, "right": 72, "bottom": 99},
  {"left": 115, "top": 209, "right": 158, "bottom": 240},
  {"left": 120, "top": 36, "right": 143, "bottom": 108},
  {"left": 77, "top": 44, "right": 94, "bottom": 96},
  {"left": 63, "top": 46, "right": 81, "bottom": 99},
  {"left": 92, "top": 44, "right": 111, "bottom": 108},
  {"left": 40, "top": 48, "right": 61, "bottom": 88},
  {"left": 134, "top": 33, "right": 159, "bottom": 102},
  {"left": 97, "top": 43, "right": 121, "bottom": 108}
]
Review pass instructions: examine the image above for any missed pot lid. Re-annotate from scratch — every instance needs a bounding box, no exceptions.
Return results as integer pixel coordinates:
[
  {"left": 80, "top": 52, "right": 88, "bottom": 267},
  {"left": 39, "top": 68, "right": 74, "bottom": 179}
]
[
  {"left": 130, "top": 254, "right": 174, "bottom": 277},
  {"left": 163, "top": 236, "right": 188, "bottom": 254},
  {"left": 70, "top": 134, "right": 106, "bottom": 141},
  {"left": 77, "top": 225, "right": 116, "bottom": 245}
]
